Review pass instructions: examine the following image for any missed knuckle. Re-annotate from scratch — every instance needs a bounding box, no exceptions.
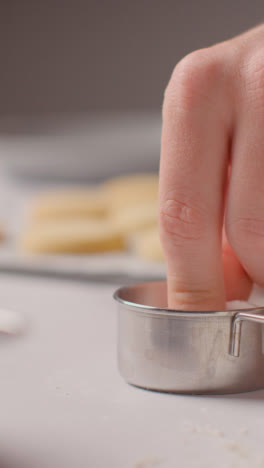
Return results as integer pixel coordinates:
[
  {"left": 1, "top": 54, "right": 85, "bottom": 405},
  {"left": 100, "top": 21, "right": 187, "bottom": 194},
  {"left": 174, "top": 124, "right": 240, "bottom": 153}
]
[
  {"left": 159, "top": 193, "right": 208, "bottom": 246},
  {"left": 163, "top": 47, "right": 222, "bottom": 116}
]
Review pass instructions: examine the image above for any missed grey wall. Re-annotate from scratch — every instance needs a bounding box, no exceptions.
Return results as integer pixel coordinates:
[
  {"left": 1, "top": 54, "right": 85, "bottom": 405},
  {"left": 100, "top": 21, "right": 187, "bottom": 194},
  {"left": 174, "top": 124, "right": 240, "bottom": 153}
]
[{"left": 0, "top": 0, "right": 263, "bottom": 114}]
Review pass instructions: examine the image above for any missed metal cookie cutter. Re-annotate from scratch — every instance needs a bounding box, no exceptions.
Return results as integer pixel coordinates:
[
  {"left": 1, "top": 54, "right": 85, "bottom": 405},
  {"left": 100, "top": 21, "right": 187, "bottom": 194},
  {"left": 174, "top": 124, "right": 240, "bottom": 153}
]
[{"left": 114, "top": 281, "right": 264, "bottom": 394}]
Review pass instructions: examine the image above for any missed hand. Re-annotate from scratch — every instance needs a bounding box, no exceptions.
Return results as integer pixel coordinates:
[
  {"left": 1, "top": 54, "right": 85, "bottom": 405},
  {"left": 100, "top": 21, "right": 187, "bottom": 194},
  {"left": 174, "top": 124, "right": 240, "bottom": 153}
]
[{"left": 159, "top": 25, "right": 264, "bottom": 310}]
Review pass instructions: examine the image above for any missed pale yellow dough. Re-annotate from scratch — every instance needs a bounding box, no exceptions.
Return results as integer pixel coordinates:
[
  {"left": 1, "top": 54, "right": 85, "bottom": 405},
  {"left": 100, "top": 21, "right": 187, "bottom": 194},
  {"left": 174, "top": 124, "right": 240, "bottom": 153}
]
[
  {"left": 102, "top": 173, "right": 159, "bottom": 211},
  {"left": 22, "top": 173, "right": 160, "bottom": 255},
  {"left": 31, "top": 189, "right": 108, "bottom": 221},
  {"left": 21, "top": 218, "right": 125, "bottom": 254},
  {"left": 111, "top": 202, "right": 158, "bottom": 236},
  {"left": 132, "top": 228, "right": 164, "bottom": 262}
]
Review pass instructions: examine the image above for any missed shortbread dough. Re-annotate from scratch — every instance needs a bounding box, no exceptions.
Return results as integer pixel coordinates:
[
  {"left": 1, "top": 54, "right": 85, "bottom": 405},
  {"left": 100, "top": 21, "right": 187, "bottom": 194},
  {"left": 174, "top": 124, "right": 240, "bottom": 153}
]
[
  {"left": 102, "top": 173, "right": 158, "bottom": 210},
  {"left": 111, "top": 202, "right": 158, "bottom": 236},
  {"left": 132, "top": 227, "right": 164, "bottom": 262},
  {"left": 21, "top": 218, "right": 125, "bottom": 254},
  {"left": 31, "top": 189, "right": 108, "bottom": 221}
]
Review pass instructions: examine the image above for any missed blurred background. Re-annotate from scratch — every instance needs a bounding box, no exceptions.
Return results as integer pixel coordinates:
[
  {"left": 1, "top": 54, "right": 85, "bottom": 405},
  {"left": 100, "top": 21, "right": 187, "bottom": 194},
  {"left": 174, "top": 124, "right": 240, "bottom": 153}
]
[
  {"left": 0, "top": 0, "right": 263, "bottom": 181},
  {"left": 1, "top": 0, "right": 263, "bottom": 114}
]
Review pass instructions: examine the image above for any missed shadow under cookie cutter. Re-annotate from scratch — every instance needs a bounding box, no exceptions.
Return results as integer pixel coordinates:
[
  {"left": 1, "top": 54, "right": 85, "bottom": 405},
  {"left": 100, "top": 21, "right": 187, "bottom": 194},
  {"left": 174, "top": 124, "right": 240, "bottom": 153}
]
[{"left": 114, "top": 281, "right": 264, "bottom": 394}]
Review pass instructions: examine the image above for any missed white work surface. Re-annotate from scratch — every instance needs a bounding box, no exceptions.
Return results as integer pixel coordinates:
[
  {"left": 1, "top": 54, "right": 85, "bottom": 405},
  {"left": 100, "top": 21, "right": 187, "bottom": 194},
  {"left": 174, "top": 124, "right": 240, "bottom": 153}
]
[{"left": 0, "top": 274, "right": 263, "bottom": 468}]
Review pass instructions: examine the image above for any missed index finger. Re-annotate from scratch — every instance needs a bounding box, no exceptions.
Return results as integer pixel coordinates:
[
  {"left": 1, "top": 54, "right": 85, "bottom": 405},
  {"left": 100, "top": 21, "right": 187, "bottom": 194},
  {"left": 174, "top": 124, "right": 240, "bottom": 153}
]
[{"left": 159, "top": 49, "right": 230, "bottom": 310}]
